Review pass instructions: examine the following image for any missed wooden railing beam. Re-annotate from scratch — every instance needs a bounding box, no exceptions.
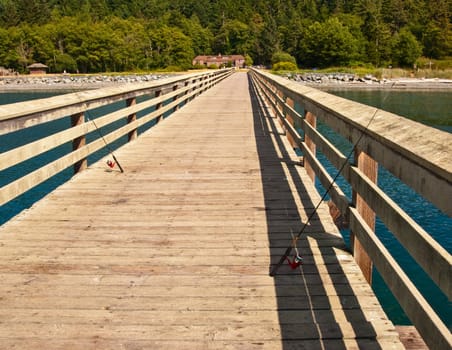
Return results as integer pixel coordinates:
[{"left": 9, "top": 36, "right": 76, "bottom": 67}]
[
  {"left": 0, "top": 69, "right": 233, "bottom": 206},
  {"left": 249, "top": 68, "right": 452, "bottom": 350}
]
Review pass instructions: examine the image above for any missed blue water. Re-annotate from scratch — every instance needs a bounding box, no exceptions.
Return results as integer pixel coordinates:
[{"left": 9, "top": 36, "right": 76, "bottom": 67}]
[
  {"left": 1, "top": 89, "right": 451, "bottom": 328},
  {"left": 0, "top": 90, "right": 164, "bottom": 224},
  {"left": 327, "top": 89, "right": 452, "bottom": 132}
]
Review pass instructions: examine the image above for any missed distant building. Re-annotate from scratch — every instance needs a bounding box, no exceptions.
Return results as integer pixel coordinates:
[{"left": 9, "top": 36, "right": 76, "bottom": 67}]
[
  {"left": 27, "top": 63, "right": 48, "bottom": 75},
  {"left": 192, "top": 54, "right": 245, "bottom": 68}
]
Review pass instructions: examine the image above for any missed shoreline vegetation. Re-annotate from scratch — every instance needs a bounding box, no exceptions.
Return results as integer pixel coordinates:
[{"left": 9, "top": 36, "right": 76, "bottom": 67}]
[
  {"left": 1, "top": 69, "right": 452, "bottom": 92},
  {"left": 1, "top": 1, "right": 450, "bottom": 80}
]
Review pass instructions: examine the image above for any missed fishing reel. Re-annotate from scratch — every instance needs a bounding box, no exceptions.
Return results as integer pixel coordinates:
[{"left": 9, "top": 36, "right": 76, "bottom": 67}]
[
  {"left": 286, "top": 254, "right": 303, "bottom": 269},
  {"left": 106, "top": 159, "right": 116, "bottom": 168}
]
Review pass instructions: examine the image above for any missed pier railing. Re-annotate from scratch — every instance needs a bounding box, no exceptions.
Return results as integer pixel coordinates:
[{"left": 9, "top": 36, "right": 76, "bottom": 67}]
[
  {"left": 0, "top": 69, "right": 233, "bottom": 207},
  {"left": 249, "top": 68, "right": 451, "bottom": 349}
]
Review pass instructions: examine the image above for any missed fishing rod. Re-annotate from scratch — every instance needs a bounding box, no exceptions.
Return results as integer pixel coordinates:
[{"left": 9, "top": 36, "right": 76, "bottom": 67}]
[
  {"left": 84, "top": 110, "right": 124, "bottom": 173},
  {"left": 270, "top": 83, "right": 395, "bottom": 276},
  {"left": 70, "top": 85, "right": 125, "bottom": 173}
]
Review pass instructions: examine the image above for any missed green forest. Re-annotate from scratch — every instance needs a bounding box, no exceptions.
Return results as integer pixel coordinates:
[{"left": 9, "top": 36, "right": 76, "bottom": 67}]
[{"left": 0, "top": 0, "right": 451, "bottom": 73}]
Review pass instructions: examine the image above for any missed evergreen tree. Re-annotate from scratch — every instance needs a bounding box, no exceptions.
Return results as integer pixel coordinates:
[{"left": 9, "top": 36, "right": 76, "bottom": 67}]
[
  {"left": 391, "top": 27, "right": 423, "bottom": 67},
  {"left": 0, "top": 0, "right": 450, "bottom": 71},
  {"left": 298, "top": 17, "right": 360, "bottom": 67},
  {"left": 422, "top": 0, "right": 452, "bottom": 58},
  {"left": 0, "top": 0, "right": 20, "bottom": 27}
]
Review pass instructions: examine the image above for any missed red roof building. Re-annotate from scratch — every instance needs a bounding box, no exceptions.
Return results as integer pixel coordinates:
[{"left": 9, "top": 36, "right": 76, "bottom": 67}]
[{"left": 193, "top": 54, "right": 245, "bottom": 68}]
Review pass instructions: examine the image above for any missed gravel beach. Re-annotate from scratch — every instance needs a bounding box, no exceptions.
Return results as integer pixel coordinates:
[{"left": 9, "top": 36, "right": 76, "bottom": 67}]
[
  {"left": 0, "top": 73, "right": 174, "bottom": 91},
  {"left": 286, "top": 72, "right": 452, "bottom": 90},
  {"left": 1, "top": 72, "right": 452, "bottom": 91}
]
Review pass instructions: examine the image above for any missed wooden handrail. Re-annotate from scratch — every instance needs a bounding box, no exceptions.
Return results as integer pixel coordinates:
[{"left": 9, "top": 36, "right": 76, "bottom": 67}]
[
  {"left": 0, "top": 69, "right": 233, "bottom": 206},
  {"left": 249, "top": 68, "right": 452, "bottom": 350}
]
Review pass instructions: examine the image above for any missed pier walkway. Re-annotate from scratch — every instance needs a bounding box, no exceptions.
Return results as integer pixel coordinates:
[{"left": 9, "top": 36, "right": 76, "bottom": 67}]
[{"left": 0, "top": 72, "right": 406, "bottom": 348}]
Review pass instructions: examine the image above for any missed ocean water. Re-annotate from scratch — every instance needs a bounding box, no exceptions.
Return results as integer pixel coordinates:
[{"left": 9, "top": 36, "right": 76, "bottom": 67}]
[
  {"left": 0, "top": 88, "right": 451, "bottom": 328},
  {"left": 0, "top": 90, "right": 158, "bottom": 224}
]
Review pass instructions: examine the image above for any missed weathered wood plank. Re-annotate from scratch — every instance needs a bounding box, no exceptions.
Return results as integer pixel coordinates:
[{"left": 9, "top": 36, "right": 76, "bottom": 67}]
[
  {"left": 0, "top": 272, "right": 370, "bottom": 288},
  {"left": 0, "top": 322, "right": 400, "bottom": 341},
  {"left": 0, "top": 339, "right": 404, "bottom": 350},
  {"left": 350, "top": 166, "right": 451, "bottom": 298},
  {"left": 0, "top": 283, "right": 376, "bottom": 298},
  {"left": 395, "top": 326, "right": 428, "bottom": 350},
  {"left": 0, "top": 308, "right": 387, "bottom": 326},
  {"left": 349, "top": 207, "right": 451, "bottom": 349}
]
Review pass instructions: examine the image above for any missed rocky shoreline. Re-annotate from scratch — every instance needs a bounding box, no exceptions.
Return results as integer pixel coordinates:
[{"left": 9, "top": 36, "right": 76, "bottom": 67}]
[
  {"left": 286, "top": 72, "right": 452, "bottom": 90},
  {"left": 0, "top": 73, "right": 173, "bottom": 91},
  {"left": 1, "top": 72, "right": 452, "bottom": 91}
]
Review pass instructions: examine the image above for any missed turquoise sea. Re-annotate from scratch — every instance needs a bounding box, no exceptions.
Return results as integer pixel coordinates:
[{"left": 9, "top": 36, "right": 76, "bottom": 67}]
[{"left": 0, "top": 87, "right": 451, "bottom": 328}]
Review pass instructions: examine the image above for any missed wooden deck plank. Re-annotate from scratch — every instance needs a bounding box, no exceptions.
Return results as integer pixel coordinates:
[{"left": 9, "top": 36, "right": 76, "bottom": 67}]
[
  {"left": 0, "top": 308, "right": 389, "bottom": 326},
  {"left": 0, "top": 322, "right": 401, "bottom": 340},
  {"left": 0, "top": 272, "right": 370, "bottom": 288},
  {"left": 0, "top": 72, "right": 404, "bottom": 348},
  {"left": 0, "top": 339, "right": 404, "bottom": 350},
  {"left": 395, "top": 326, "right": 428, "bottom": 350}
]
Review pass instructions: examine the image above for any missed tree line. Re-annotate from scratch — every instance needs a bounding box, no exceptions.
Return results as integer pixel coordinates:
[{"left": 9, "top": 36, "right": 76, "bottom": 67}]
[{"left": 0, "top": 0, "right": 450, "bottom": 73}]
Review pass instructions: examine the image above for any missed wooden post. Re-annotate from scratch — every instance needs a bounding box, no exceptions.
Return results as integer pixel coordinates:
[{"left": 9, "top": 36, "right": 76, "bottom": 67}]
[
  {"left": 204, "top": 74, "right": 209, "bottom": 90},
  {"left": 172, "top": 84, "right": 179, "bottom": 112},
  {"left": 304, "top": 111, "right": 316, "bottom": 182},
  {"left": 183, "top": 80, "right": 190, "bottom": 106},
  {"left": 285, "top": 97, "right": 298, "bottom": 148},
  {"left": 199, "top": 76, "right": 206, "bottom": 95},
  {"left": 276, "top": 90, "right": 284, "bottom": 127},
  {"left": 126, "top": 97, "right": 137, "bottom": 141},
  {"left": 71, "top": 112, "right": 87, "bottom": 174},
  {"left": 155, "top": 90, "right": 163, "bottom": 123},
  {"left": 269, "top": 85, "right": 281, "bottom": 123},
  {"left": 351, "top": 148, "right": 377, "bottom": 284},
  {"left": 193, "top": 78, "right": 199, "bottom": 97},
  {"left": 192, "top": 78, "right": 197, "bottom": 99}
]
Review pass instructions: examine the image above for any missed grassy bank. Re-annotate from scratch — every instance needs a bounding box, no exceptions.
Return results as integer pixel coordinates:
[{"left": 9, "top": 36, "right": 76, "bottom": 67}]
[{"left": 271, "top": 58, "right": 452, "bottom": 79}]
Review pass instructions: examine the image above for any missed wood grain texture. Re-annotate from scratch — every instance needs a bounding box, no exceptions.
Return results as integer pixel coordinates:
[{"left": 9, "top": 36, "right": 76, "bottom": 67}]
[{"left": 0, "top": 72, "right": 403, "bottom": 349}]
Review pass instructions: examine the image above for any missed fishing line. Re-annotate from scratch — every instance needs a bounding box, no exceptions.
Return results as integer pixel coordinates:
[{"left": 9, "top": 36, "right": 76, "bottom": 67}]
[
  {"left": 84, "top": 109, "right": 124, "bottom": 173},
  {"left": 270, "top": 83, "right": 395, "bottom": 276},
  {"left": 69, "top": 84, "right": 125, "bottom": 173}
]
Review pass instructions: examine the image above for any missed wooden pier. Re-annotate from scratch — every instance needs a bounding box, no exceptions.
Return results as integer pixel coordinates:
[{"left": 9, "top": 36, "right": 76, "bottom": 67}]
[{"left": 0, "top": 72, "right": 406, "bottom": 348}]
